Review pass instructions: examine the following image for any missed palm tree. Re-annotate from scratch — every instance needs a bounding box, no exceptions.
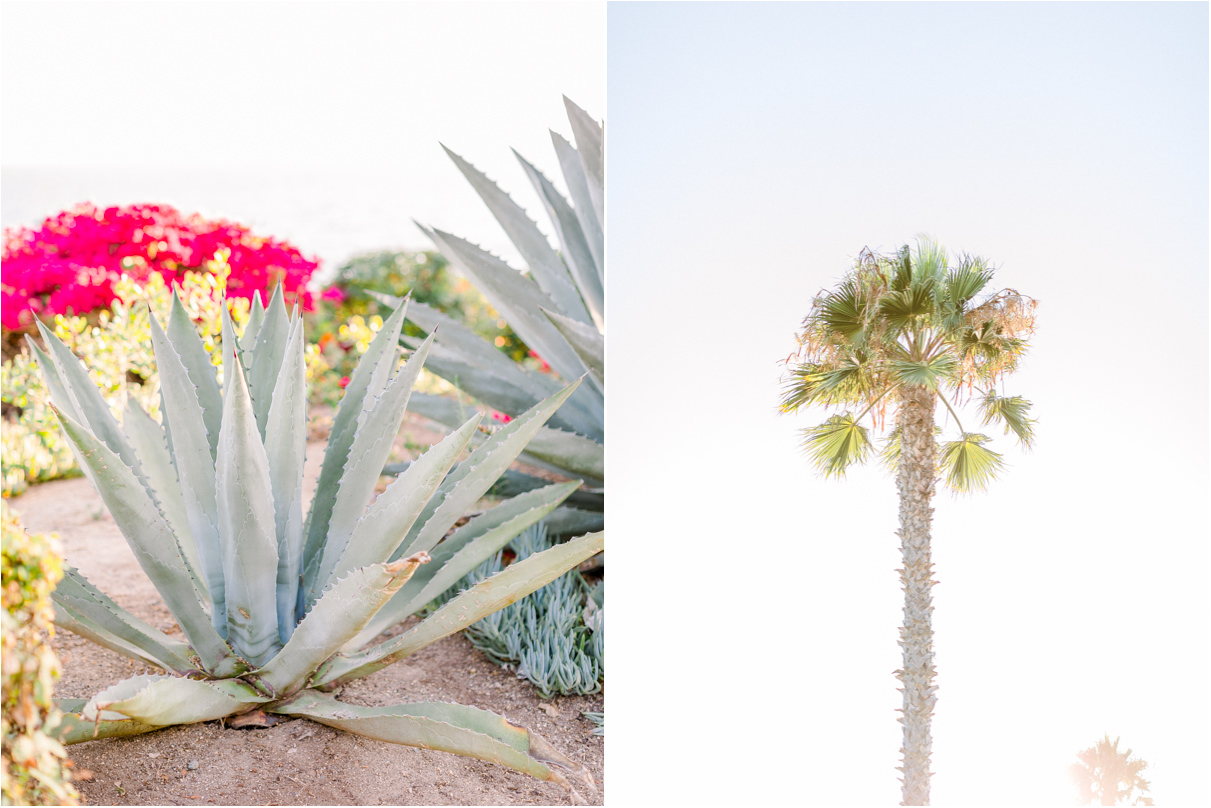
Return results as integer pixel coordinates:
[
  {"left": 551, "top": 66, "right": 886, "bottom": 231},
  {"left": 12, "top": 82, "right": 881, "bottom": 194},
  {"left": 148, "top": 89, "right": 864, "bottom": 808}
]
[
  {"left": 779, "top": 237, "right": 1037, "bottom": 805},
  {"left": 1068, "top": 735, "right": 1154, "bottom": 806}
]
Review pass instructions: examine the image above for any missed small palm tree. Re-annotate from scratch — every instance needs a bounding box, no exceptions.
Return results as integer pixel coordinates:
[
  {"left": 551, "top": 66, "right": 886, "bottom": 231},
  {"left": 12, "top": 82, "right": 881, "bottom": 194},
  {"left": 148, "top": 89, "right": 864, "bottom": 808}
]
[
  {"left": 1069, "top": 735, "right": 1154, "bottom": 806},
  {"left": 779, "top": 237, "right": 1037, "bottom": 805}
]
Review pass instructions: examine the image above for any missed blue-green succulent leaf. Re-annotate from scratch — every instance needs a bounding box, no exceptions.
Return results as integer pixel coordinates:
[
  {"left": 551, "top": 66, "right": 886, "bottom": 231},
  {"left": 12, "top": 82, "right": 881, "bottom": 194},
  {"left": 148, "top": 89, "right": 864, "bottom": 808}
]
[{"left": 215, "top": 351, "right": 282, "bottom": 668}]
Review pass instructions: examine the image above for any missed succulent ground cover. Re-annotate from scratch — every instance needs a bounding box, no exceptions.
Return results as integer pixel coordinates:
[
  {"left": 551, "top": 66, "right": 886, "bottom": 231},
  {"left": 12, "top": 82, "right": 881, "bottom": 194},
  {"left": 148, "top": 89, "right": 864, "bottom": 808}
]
[{"left": 28, "top": 285, "right": 603, "bottom": 801}]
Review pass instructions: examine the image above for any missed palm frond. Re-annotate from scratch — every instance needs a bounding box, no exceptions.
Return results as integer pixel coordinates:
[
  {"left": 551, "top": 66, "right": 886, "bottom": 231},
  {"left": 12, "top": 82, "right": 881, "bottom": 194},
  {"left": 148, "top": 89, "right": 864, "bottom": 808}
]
[
  {"left": 878, "top": 285, "right": 935, "bottom": 332},
  {"left": 818, "top": 279, "right": 870, "bottom": 340},
  {"left": 880, "top": 425, "right": 903, "bottom": 473},
  {"left": 889, "top": 353, "right": 959, "bottom": 391},
  {"left": 799, "top": 413, "right": 872, "bottom": 479},
  {"left": 938, "top": 433, "right": 1005, "bottom": 493},
  {"left": 978, "top": 391, "right": 1036, "bottom": 448},
  {"left": 890, "top": 245, "right": 913, "bottom": 291},
  {"left": 779, "top": 360, "right": 868, "bottom": 412},
  {"left": 944, "top": 258, "right": 995, "bottom": 307},
  {"left": 912, "top": 236, "right": 948, "bottom": 289}
]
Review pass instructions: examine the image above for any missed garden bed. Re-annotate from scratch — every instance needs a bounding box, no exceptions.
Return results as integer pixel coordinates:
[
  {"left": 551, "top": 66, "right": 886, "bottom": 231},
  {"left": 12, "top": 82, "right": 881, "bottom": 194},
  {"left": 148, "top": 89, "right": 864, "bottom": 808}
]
[{"left": 6, "top": 421, "right": 604, "bottom": 805}]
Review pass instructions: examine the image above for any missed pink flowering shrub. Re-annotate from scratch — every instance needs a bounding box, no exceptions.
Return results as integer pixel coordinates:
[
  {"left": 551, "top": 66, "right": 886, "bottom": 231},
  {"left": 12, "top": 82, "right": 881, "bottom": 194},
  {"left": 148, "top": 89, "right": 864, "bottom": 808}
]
[{"left": 1, "top": 203, "right": 319, "bottom": 331}]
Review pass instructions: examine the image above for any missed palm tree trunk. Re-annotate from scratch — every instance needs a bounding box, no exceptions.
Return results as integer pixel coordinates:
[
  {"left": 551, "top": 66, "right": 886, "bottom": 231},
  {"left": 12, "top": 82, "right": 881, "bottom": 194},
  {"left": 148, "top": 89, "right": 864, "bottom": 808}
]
[{"left": 895, "top": 384, "right": 938, "bottom": 805}]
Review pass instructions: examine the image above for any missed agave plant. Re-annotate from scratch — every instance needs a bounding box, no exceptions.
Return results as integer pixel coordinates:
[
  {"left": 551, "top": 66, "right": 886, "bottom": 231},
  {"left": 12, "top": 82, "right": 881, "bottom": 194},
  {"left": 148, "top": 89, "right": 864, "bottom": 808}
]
[
  {"left": 376, "top": 97, "right": 604, "bottom": 538},
  {"left": 28, "top": 285, "right": 603, "bottom": 800}
]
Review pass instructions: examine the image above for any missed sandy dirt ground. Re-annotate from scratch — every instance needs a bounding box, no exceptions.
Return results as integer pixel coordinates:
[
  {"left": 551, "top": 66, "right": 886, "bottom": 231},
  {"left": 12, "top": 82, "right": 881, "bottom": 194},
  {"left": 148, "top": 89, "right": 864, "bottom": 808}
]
[{"left": 6, "top": 415, "right": 604, "bottom": 806}]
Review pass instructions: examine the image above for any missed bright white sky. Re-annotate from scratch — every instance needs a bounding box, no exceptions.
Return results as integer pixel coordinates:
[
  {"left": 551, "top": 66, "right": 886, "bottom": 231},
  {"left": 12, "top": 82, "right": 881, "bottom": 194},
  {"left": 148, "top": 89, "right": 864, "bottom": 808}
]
[
  {"left": 608, "top": 3, "right": 1208, "bottom": 806},
  {"left": 1, "top": 1, "right": 605, "bottom": 270}
]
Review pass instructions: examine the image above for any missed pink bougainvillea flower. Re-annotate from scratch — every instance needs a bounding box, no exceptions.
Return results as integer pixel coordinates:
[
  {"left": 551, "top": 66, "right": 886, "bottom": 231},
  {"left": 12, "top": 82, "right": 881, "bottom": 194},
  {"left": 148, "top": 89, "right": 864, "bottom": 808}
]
[
  {"left": 490, "top": 410, "right": 513, "bottom": 423},
  {"left": 0, "top": 202, "right": 321, "bottom": 331},
  {"left": 338, "top": 376, "right": 351, "bottom": 389},
  {"left": 320, "top": 286, "right": 346, "bottom": 304},
  {"left": 527, "top": 349, "right": 551, "bottom": 373}
]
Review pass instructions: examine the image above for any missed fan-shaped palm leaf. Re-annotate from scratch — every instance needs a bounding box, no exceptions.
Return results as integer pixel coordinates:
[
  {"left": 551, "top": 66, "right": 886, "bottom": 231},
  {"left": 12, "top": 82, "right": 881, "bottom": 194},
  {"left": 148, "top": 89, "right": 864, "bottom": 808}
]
[{"left": 938, "top": 433, "right": 1005, "bottom": 493}]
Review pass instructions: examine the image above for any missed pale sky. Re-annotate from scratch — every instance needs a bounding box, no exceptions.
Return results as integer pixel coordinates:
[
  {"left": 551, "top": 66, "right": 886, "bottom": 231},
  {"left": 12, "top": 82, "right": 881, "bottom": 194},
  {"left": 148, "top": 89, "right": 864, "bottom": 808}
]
[
  {"left": 608, "top": 2, "right": 1208, "bottom": 806},
  {"left": 1, "top": 1, "right": 605, "bottom": 270}
]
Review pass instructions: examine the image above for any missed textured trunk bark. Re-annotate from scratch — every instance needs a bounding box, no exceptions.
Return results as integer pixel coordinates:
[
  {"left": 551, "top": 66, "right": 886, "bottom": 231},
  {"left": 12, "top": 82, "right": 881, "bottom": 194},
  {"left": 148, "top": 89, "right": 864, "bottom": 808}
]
[{"left": 895, "top": 384, "right": 938, "bottom": 806}]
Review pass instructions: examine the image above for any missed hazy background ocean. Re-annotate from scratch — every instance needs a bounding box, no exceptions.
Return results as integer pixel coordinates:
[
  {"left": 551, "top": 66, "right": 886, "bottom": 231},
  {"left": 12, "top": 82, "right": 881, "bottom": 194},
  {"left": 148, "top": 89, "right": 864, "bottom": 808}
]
[{"left": 1, "top": 165, "right": 527, "bottom": 287}]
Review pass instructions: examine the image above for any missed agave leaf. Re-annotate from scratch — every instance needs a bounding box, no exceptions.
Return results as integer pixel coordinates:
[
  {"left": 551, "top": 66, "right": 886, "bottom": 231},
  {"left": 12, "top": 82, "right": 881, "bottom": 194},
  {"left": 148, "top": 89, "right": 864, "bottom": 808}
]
[
  {"left": 304, "top": 332, "right": 435, "bottom": 605},
  {"left": 24, "top": 336, "right": 76, "bottom": 422},
  {"left": 563, "top": 96, "right": 604, "bottom": 227},
  {"left": 540, "top": 307, "right": 603, "bottom": 390},
  {"left": 318, "top": 530, "right": 604, "bottom": 685},
  {"left": 301, "top": 297, "right": 410, "bottom": 591},
  {"left": 272, "top": 691, "right": 594, "bottom": 798},
  {"left": 420, "top": 225, "right": 589, "bottom": 386},
  {"left": 244, "top": 283, "right": 290, "bottom": 440},
  {"left": 216, "top": 352, "right": 282, "bottom": 668},
  {"left": 323, "top": 415, "right": 481, "bottom": 592},
  {"left": 166, "top": 290, "right": 223, "bottom": 460},
  {"left": 384, "top": 417, "right": 604, "bottom": 496},
  {"left": 408, "top": 345, "right": 603, "bottom": 443},
  {"left": 264, "top": 316, "right": 308, "bottom": 644},
  {"left": 350, "top": 480, "right": 580, "bottom": 647},
  {"left": 52, "top": 567, "right": 197, "bottom": 675},
  {"left": 49, "top": 405, "right": 241, "bottom": 677},
  {"left": 515, "top": 151, "right": 603, "bottom": 331},
  {"left": 386, "top": 295, "right": 572, "bottom": 409},
  {"left": 150, "top": 312, "right": 226, "bottom": 636},
  {"left": 416, "top": 346, "right": 554, "bottom": 413},
  {"left": 377, "top": 290, "right": 603, "bottom": 441},
  {"left": 540, "top": 506, "right": 605, "bottom": 538},
  {"left": 523, "top": 426, "right": 604, "bottom": 484},
  {"left": 394, "top": 379, "right": 583, "bottom": 562},
  {"left": 255, "top": 554, "right": 429, "bottom": 695},
  {"left": 392, "top": 482, "right": 580, "bottom": 615},
  {"left": 391, "top": 297, "right": 547, "bottom": 381},
  {"left": 241, "top": 290, "right": 266, "bottom": 355},
  {"left": 52, "top": 602, "right": 182, "bottom": 674},
  {"left": 551, "top": 130, "right": 603, "bottom": 283},
  {"left": 54, "top": 710, "right": 162, "bottom": 745},
  {"left": 441, "top": 146, "right": 590, "bottom": 327},
  {"left": 33, "top": 322, "right": 146, "bottom": 483},
  {"left": 81, "top": 674, "right": 268, "bottom": 726},
  {"left": 122, "top": 397, "right": 203, "bottom": 592}
]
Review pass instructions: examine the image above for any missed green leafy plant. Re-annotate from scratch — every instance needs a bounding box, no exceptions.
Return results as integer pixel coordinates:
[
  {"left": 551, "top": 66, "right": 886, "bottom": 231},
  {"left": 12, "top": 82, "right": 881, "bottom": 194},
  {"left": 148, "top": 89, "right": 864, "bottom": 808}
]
[
  {"left": 436, "top": 521, "right": 603, "bottom": 699},
  {"left": 376, "top": 98, "right": 604, "bottom": 538},
  {"left": 316, "top": 249, "right": 531, "bottom": 364},
  {"left": 779, "top": 237, "right": 1037, "bottom": 805},
  {"left": 1, "top": 501, "right": 79, "bottom": 806},
  {"left": 31, "top": 286, "right": 602, "bottom": 800}
]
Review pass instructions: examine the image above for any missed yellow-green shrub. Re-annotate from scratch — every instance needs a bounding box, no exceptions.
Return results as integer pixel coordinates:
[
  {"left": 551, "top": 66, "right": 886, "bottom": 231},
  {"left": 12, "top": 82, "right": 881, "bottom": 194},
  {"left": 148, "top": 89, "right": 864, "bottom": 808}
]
[
  {"left": 1, "top": 501, "right": 78, "bottom": 806},
  {"left": 1, "top": 257, "right": 249, "bottom": 496}
]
